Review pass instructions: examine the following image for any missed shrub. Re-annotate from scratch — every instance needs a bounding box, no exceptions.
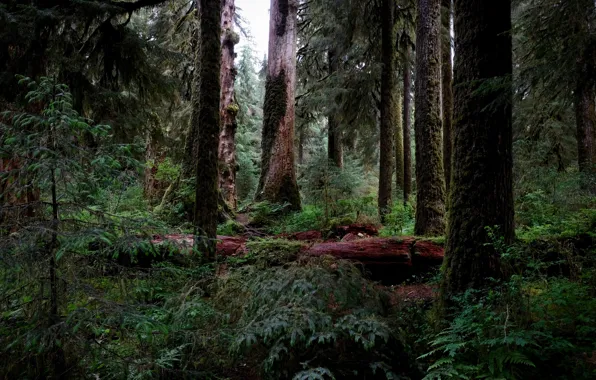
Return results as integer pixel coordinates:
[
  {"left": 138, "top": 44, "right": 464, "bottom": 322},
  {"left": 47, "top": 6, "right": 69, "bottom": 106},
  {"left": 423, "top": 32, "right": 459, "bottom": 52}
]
[{"left": 214, "top": 258, "right": 419, "bottom": 379}]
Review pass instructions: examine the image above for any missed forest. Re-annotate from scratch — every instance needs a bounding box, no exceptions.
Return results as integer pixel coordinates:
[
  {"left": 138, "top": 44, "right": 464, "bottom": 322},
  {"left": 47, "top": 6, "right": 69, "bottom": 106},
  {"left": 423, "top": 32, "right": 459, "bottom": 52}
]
[{"left": 0, "top": 0, "right": 595, "bottom": 378}]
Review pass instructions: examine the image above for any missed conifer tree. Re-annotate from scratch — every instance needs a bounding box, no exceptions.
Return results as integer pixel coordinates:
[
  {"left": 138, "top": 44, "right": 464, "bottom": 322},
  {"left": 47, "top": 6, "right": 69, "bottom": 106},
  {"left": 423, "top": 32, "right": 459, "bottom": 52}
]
[
  {"left": 219, "top": 0, "right": 240, "bottom": 210},
  {"left": 441, "top": 0, "right": 454, "bottom": 196},
  {"left": 193, "top": 0, "right": 222, "bottom": 258},
  {"left": 379, "top": 0, "right": 397, "bottom": 220},
  {"left": 414, "top": 0, "right": 446, "bottom": 235},
  {"left": 443, "top": 0, "right": 514, "bottom": 293},
  {"left": 403, "top": 47, "right": 413, "bottom": 204},
  {"left": 256, "top": 0, "right": 301, "bottom": 210}
]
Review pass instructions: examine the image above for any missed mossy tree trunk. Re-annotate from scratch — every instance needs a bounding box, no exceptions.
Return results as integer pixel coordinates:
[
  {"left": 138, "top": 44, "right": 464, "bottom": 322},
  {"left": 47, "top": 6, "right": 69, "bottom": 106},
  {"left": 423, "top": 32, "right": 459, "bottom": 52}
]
[
  {"left": 193, "top": 0, "right": 222, "bottom": 259},
  {"left": 403, "top": 47, "right": 413, "bottom": 204},
  {"left": 443, "top": 0, "right": 514, "bottom": 294},
  {"left": 575, "top": 42, "right": 596, "bottom": 187},
  {"left": 414, "top": 0, "right": 446, "bottom": 236},
  {"left": 218, "top": 0, "right": 240, "bottom": 210},
  {"left": 328, "top": 49, "right": 343, "bottom": 168},
  {"left": 255, "top": 0, "right": 301, "bottom": 210},
  {"left": 379, "top": 0, "right": 396, "bottom": 221},
  {"left": 575, "top": 0, "right": 596, "bottom": 188},
  {"left": 395, "top": 92, "right": 404, "bottom": 194},
  {"left": 576, "top": 73, "right": 596, "bottom": 178},
  {"left": 441, "top": 0, "right": 454, "bottom": 197}
]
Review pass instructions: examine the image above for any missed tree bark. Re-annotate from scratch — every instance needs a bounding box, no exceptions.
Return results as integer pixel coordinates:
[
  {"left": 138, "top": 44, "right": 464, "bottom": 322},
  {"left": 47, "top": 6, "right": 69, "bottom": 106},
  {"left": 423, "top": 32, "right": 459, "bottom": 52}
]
[
  {"left": 403, "top": 48, "right": 413, "bottom": 204},
  {"left": 395, "top": 92, "right": 404, "bottom": 194},
  {"left": 193, "top": 0, "right": 222, "bottom": 259},
  {"left": 441, "top": 0, "right": 453, "bottom": 197},
  {"left": 414, "top": 0, "right": 446, "bottom": 236},
  {"left": 328, "top": 49, "right": 343, "bottom": 168},
  {"left": 379, "top": 0, "right": 396, "bottom": 220},
  {"left": 575, "top": 41, "right": 596, "bottom": 186},
  {"left": 255, "top": 0, "right": 301, "bottom": 210},
  {"left": 443, "top": 0, "right": 514, "bottom": 294},
  {"left": 218, "top": 0, "right": 240, "bottom": 210}
]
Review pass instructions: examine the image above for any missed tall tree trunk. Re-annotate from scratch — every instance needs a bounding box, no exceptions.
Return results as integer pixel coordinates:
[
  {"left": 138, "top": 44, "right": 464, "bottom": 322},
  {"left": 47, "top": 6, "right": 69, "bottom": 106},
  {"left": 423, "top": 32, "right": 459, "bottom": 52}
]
[
  {"left": 575, "top": 41, "right": 596, "bottom": 186},
  {"left": 219, "top": 0, "right": 240, "bottom": 210},
  {"left": 575, "top": 76, "right": 596, "bottom": 177},
  {"left": 395, "top": 92, "right": 404, "bottom": 193},
  {"left": 443, "top": 0, "right": 514, "bottom": 294},
  {"left": 414, "top": 0, "right": 446, "bottom": 236},
  {"left": 183, "top": 1, "right": 200, "bottom": 180},
  {"left": 255, "top": 0, "right": 301, "bottom": 210},
  {"left": 403, "top": 48, "right": 413, "bottom": 204},
  {"left": 379, "top": 0, "right": 396, "bottom": 220},
  {"left": 328, "top": 49, "right": 343, "bottom": 168},
  {"left": 441, "top": 0, "right": 453, "bottom": 197},
  {"left": 193, "top": 0, "right": 222, "bottom": 259}
]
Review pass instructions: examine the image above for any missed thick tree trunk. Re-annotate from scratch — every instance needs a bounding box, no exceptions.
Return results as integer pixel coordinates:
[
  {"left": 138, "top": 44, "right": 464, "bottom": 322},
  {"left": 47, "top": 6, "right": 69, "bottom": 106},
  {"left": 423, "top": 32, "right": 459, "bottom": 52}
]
[
  {"left": 395, "top": 92, "right": 404, "bottom": 194},
  {"left": 328, "top": 49, "right": 343, "bottom": 168},
  {"left": 379, "top": 0, "right": 396, "bottom": 220},
  {"left": 443, "top": 0, "right": 514, "bottom": 294},
  {"left": 403, "top": 48, "right": 413, "bottom": 204},
  {"left": 414, "top": 0, "right": 446, "bottom": 236},
  {"left": 255, "top": 0, "right": 301, "bottom": 210},
  {"left": 193, "top": 0, "right": 222, "bottom": 259},
  {"left": 575, "top": 43, "right": 596, "bottom": 184},
  {"left": 218, "top": 0, "right": 240, "bottom": 210},
  {"left": 441, "top": 0, "right": 454, "bottom": 197}
]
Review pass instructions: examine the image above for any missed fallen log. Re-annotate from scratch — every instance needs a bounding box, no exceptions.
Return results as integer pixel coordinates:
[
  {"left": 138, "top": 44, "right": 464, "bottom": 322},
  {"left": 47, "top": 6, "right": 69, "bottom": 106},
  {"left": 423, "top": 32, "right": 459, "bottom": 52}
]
[
  {"left": 150, "top": 234, "right": 444, "bottom": 284},
  {"left": 302, "top": 237, "right": 443, "bottom": 284}
]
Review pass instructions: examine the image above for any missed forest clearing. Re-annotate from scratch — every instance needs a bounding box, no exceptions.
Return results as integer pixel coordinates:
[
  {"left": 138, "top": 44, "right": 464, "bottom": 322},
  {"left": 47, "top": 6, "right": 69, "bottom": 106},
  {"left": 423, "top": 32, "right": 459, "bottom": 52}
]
[{"left": 1, "top": 0, "right": 596, "bottom": 379}]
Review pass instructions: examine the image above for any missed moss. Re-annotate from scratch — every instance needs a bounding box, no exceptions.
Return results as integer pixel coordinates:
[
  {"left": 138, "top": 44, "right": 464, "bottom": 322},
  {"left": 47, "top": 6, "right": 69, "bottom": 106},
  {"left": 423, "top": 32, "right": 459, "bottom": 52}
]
[
  {"left": 257, "top": 70, "right": 287, "bottom": 195},
  {"left": 223, "top": 28, "right": 240, "bottom": 46},
  {"left": 225, "top": 102, "right": 239, "bottom": 115},
  {"left": 245, "top": 238, "right": 306, "bottom": 267}
]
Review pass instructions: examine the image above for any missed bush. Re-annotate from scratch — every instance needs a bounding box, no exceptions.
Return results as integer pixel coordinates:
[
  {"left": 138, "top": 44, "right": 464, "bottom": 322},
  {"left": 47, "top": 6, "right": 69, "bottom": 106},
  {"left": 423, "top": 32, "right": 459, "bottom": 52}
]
[{"left": 214, "top": 258, "right": 419, "bottom": 379}]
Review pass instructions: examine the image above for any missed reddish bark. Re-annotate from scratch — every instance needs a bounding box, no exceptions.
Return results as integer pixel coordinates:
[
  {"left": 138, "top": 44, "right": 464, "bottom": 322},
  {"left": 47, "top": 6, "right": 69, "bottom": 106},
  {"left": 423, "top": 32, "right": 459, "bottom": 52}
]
[
  {"left": 219, "top": 0, "right": 240, "bottom": 209},
  {"left": 150, "top": 234, "right": 444, "bottom": 283},
  {"left": 305, "top": 238, "right": 413, "bottom": 265},
  {"left": 280, "top": 230, "right": 323, "bottom": 241}
]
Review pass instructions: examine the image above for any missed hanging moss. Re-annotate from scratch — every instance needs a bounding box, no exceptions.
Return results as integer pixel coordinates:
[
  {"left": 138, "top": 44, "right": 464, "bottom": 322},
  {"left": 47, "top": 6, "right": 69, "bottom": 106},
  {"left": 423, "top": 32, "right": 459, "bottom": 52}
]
[
  {"left": 258, "top": 71, "right": 288, "bottom": 193},
  {"left": 277, "top": 0, "right": 289, "bottom": 36}
]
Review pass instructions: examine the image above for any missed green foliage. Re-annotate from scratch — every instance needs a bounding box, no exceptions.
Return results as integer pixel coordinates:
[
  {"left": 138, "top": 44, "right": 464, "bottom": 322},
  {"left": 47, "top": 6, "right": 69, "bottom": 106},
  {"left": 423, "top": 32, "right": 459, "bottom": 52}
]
[
  {"left": 380, "top": 202, "right": 416, "bottom": 237},
  {"left": 514, "top": 170, "right": 596, "bottom": 241},
  {"left": 215, "top": 258, "right": 415, "bottom": 379},
  {"left": 0, "top": 77, "right": 171, "bottom": 378},
  {"left": 271, "top": 205, "right": 327, "bottom": 234}
]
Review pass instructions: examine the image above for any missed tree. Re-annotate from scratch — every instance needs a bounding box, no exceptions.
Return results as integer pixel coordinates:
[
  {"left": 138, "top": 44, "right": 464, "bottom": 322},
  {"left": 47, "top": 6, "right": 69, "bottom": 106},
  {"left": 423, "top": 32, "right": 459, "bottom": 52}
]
[
  {"left": 403, "top": 47, "right": 413, "bottom": 204},
  {"left": 395, "top": 92, "right": 404, "bottom": 193},
  {"left": 516, "top": 0, "right": 596, "bottom": 190},
  {"left": 328, "top": 49, "right": 343, "bottom": 168},
  {"left": 443, "top": 0, "right": 514, "bottom": 294},
  {"left": 441, "top": 0, "right": 453, "bottom": 196},
  {"left": 256, "top": 0, "right": 301, "bottom": 210},
  {"left": 219, "top": 0, "right": 240, "bottom": 210},
  {"left": 414, "top": 0, "right": 446, "bottom": 236},
  {"left": 193, "top": 0, "right": 222, "bottom": 258},
  {"left": 379, "top": 0, "right": 397, "bottom": 220}
]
